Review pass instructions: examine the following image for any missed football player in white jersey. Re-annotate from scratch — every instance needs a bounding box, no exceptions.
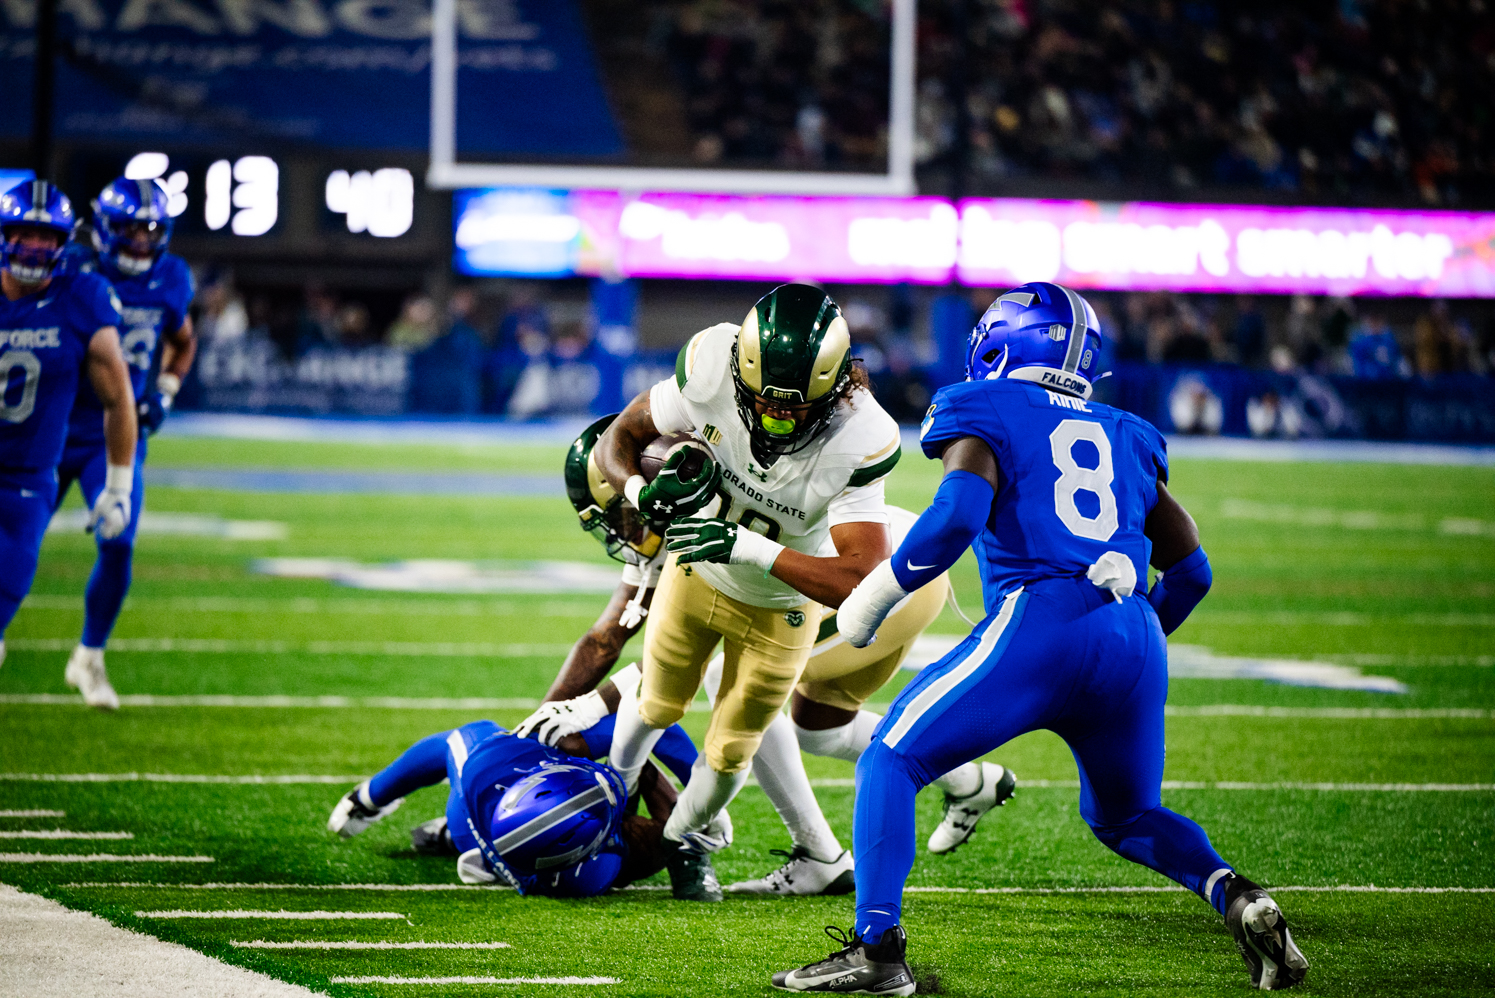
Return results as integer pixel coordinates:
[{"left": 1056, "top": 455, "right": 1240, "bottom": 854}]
[
  {"left": 527, "top": 424, "right": 1018, "bottom": 896},
  {"left": 588, "top": 284, "right": 958, "bottom": 864}
]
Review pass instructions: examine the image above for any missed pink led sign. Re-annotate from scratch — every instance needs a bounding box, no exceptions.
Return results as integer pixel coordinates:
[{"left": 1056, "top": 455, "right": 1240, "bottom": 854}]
[{"left": 453, "top": 187, "right": 1495, "bottom": 297}]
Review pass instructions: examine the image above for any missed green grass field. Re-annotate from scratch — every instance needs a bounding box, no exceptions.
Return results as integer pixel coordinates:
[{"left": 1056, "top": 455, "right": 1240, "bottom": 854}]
[{"left": 2, "top": 433, "right": 1493, "bottom": 997}]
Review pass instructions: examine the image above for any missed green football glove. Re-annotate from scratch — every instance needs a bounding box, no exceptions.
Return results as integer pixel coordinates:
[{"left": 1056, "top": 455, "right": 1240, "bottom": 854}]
[
  {"left": 666, "top": 517, "right": 738, "bottom": 564},
  {"left": 635, "top": 450, "right": 723, "bottom": 524},
  {"left": 666, "top": 517, "right": 786, "bottom": 573}
]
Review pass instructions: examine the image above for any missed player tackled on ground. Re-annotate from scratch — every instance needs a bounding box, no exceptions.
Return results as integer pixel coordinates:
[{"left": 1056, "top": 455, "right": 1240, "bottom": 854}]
[
  {"left": 774, "top": 283, "right": 1309, "bottom": 994},
  {"left": 593, "top": 284, "right": 908, "bottom": 872},
  {"left": 56, "top": 177, "right": 197, "bottom": 709},
  {"left": 0, "top": 182, "right": 135, "bottom": 678}
]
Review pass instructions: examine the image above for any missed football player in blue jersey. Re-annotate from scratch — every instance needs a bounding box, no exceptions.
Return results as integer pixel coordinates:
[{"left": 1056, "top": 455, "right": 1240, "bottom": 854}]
[
  {"left": 53, "top": 178, "right": 197, "bottom": 709},
  {"left": 774, "top": 283, "right": 1309, "bottom": 994},
  {"left": 327, "top": 665, "right": 714, "bottom": 898},
  {"left": 0, "top": 181, "right": 137, "bottom": 679}
]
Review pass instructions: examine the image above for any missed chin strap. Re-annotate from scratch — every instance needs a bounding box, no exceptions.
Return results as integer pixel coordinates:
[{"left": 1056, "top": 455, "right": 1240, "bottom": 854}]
[{"left": 618, "top": 554, "right": 664, "bottom": 630}]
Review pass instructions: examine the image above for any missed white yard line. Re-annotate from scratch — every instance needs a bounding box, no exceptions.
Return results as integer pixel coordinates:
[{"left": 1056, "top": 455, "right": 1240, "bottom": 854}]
[
  {"left": 0, "top": 831, "right": 132, "bottom": 840},
  {"left": 22, "top": 595, "right": 600, "bottom": 617},
  {"left": 0, "top": 884, "right": 319, "bottom": 998},
  {"left": 231, "top": 940, "right": 510, "bottom": 949},
  {"left": 0, "top": 809, "right": 64, "bottom": 817},
  {"left": 1, "top": 773, "right": 361, "bottom": 784},
  {"left": 3, "top": 639, "right": 573, "bottom": 657},
  {"left": 136, "top": 910, "right": 404, "bottom": 920},
  {"left": 70, "top": 882, "right": 503, "bottom": 891},
  {"left": 0, "top": 694, "right": 544, "bottom": 709},
  {"left": 904, "top": 884, "right": 1495, "bottom": 895},
  {"left": 4, "top": 695, "right": 1489, "bottom": 718},
  {"left": 330, "top": 977, "right": 619, "bottom": 986},
  {"left": 0, "top": 854, "right": 213, "bottom": 863}
]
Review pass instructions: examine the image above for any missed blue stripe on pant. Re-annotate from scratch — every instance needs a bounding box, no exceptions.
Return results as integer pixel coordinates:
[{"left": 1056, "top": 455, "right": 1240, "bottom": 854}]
[{"left": 853, "top": 576, "right": 1232, "bottom": 943}]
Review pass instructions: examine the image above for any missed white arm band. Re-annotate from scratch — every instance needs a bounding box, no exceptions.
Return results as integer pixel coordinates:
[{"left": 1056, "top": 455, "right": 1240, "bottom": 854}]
[
  {"left": 730, "top": 528, "right": 785, "bottom": 575},
  {"left": 105, "top": 463, "right": 134, "bottom": 494},
  {"left": 624, "top": 475, "right": 646, "bottom": 509}
]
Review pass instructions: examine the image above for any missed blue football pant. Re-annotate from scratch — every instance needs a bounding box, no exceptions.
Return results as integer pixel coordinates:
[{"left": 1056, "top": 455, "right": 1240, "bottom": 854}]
[
  {"left": 55, "top": 439, "right": 146, "bottom": 648},
  {"left": 0, "top": 487, "right": 54, "bottom": 638},
  {"left": 853, "top": 576, "right": 1233, "bottom": 942}
]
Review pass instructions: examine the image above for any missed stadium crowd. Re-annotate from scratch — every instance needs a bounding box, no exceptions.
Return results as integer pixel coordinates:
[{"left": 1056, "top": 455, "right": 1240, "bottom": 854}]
[
  {"left": 630, "top": 0, "right": 1494, "bottom": 207},
  {"left": 188, "top": 274, "right": 1495, "bottom": 421}
]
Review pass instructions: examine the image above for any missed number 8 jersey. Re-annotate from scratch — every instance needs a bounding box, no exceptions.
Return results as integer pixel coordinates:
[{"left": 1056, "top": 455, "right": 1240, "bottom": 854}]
[
  {"left": 918, "top": 377, "right": 1167, "bottom": 615},
  {"left": 0, "top": 271, "right": 122, "bottom": 492}
]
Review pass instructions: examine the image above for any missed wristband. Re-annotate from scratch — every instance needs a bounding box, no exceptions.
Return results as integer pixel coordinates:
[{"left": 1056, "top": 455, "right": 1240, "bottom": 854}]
[
  {"left": 105, "top": 463, "right": 134, "bottom": 494},
  {"left": 623, "top": 474, "right": 646, "bottom": 509},
  {"left": 608, "top": 662, "right": 642, "bottom": 698},
  {"left": 730, "top": 528, "right": 785, "bottom": 576},
  {"left": 156, "top": 372, "right": 181, "bottom": 400}
]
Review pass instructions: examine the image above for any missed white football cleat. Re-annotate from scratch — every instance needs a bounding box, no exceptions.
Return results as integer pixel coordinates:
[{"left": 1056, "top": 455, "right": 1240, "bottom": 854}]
[
  {"left": 327, "top": 782, "right": 402, "bottom": 838},
  {"left": 64, "top": 644, "right": 119, "bottom": 711},
  {"left": 927, "top": 762, "right": 1016, "bottom": 854},
  {"left": 728, "top": 847, "right": 855, "bottom": 896}
]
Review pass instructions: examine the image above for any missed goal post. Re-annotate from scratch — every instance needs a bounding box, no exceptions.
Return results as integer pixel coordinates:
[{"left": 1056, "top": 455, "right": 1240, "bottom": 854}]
[{"left": 426, "top": 0, "right": 917, "bottom": 196}]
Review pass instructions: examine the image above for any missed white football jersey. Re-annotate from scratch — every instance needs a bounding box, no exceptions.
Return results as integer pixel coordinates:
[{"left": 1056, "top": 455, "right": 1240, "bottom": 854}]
[{"left": 649, "top": 322, "right": 902, "bottom": 609}]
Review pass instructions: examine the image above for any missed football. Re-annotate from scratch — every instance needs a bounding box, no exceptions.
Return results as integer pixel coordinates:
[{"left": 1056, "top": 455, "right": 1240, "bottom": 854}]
[{"left": 640, "top": 432, "right": 711, "bottom": 483}]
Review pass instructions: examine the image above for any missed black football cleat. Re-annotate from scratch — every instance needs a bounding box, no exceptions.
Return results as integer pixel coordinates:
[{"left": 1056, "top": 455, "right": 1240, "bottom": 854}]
[
  {"left": 411, "top": 817, "right": 457, "bottom": 856},
  {"left": 1224, "top": 873, "right": 1309, "bottom": 990},
  {"left": 667, "top": 847, "right": 723, "bottom": 902},
  {"left": 772, "top": 925, "right": 916, "bottom": 995}
]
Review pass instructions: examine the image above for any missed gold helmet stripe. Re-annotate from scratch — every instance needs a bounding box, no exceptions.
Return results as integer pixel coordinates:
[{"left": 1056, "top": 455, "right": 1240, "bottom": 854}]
[
  {"left": 736, "top": 306, "right": 764, "bottom": 394},
  {"left": 806, "top": 314, "right": 850, "bottom": 402},
  {"left": 586, "top": 449, "right": 617, "bottom": 509}
]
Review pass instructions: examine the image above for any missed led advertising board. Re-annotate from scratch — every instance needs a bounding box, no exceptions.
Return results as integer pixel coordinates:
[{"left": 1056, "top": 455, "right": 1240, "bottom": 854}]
[{"left": 454, "top": 189, "right": 1495, "bottom": 298}]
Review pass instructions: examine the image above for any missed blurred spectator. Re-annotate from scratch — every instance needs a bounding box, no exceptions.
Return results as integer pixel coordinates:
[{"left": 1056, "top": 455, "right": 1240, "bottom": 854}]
[
  {"left": 1413, "top": 300, "right": 1458, "bottom": 377},
  {"left": 488, "top": 294, "right": 552, "bottom": 417},
  {"left": 335, "top": 302, "right": 372, "bottom": 347},
  {"left": 1233, "top": 296, "right": 1266, "bottom": 368},
  {"left": 293, "top": 284, "right": 339, "bottom": 358},
  {"left": 1349, "top": 313, "right": 1405, "bottom": 380},
  {"left": 194, "top": 274, "right": 248, "bottom": 345},
  {"left": 387, "top": 295, "right": 439, "bottom": 352},
  {"left": 410, "top": 289, "right": 485, "bottom": 414},
  {"left": 1319, "top": 298, "right": 1356, "bottom": 376}
]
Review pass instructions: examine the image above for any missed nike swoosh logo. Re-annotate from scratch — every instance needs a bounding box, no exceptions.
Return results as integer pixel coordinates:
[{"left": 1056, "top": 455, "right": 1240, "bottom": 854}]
[
  {"left": 36, "top": 299, "right": 52, "bottom": 308},
  {"left": 907, "top": 560, "right": 936, "bottom": 572}
]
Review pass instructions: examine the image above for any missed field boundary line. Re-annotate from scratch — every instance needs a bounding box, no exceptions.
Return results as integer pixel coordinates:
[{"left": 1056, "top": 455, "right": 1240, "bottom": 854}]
[
  {"left": 0, "top": 809, "right": 64, "bottom": 817},
  {"left": 136, "top": 909, "right": 404, "bottom": 919},
  {"left": 232, "top": 940, "right": 511, "bottom": 949},
  {"left": 0, "top": 830, "right": 132, "bottom": 839},
  {"left": 329, "top": 977, "right": 618, "bottom": 986},
  {"left": 0, "top": 854, "right": 212, "bottom": 863}
]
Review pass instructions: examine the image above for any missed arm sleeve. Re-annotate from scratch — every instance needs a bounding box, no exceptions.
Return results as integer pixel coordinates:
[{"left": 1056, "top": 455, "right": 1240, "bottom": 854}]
[
  {"left": 1147, "top": 545, "right": 1211, "bottom": 636},
  {"left": 889, "top": 470, "right": 995, "bottom": 592},
  {"left": 647, "top": 377, "right": 694, "bottom": 436},
  {"left": 827, "top": 478, "right": 889, "bottom": 528}
]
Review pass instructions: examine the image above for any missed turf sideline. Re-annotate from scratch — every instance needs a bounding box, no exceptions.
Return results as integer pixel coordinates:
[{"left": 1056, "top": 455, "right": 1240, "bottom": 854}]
[
  {"left": 232, "top": 940, "right": 511, "bottom": 949},
  {"left": 0, "top": 884, "right": 320, "bottom": 998}
]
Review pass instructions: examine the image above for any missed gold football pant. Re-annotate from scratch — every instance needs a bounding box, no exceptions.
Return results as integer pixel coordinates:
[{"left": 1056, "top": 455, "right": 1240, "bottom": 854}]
[
  {"left": 640, "top": 555, "right": 820, "bottom": 774},
  {"left": 796, "top": 572, "right": 950, "bottom": 712}
]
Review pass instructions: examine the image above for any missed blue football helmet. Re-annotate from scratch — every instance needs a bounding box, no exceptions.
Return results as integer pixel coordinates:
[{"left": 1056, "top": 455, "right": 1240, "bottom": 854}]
[
  {"left": 967, "top": 282, "right": 1104, "bottom": 399},
  {"left": 488, "top": 758, "right": 625, "bottom": 875},
  {"left": 92, "top": 177, "right": 172, "bottom": 278},
  {"left": 0, "top": 180, "right": 75, "bottom": 284}
]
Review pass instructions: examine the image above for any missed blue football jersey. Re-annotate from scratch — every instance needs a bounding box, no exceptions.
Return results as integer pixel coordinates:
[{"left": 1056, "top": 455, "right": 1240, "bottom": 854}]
[
  {"left": 0, "top": 271, "right": 122, "bottom": 491},
  {"left": 67, "top": 252, "right": 194, "bottom": 446},
  {"left": 919, "top": 379, "right": 1168, "bottom": 613}
]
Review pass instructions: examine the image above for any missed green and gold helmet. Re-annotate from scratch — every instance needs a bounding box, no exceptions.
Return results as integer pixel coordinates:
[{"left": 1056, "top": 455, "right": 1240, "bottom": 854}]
[
  {"left": 731, "top": 283, "right": 852, "bottom": 460},
  {"left": 563, "top": 414, "right": 664, "bottom": 565}
]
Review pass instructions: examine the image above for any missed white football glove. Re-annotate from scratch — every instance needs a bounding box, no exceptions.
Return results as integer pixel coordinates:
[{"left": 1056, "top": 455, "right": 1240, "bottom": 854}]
[
  {"left": 837, "top": 559, "right": 909, "bottom": 648},
  {"left": 514, "top": 690, "right": 609, "bottom": 746},
  {"left": 676, "top": 809, "right": 734, "bottom": 856},
  {"left": 87, "top": 464, "right": 133, "bottom": 540},
  {"left": 512, "top": 663, "right": 641, "bottom": 746}
]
